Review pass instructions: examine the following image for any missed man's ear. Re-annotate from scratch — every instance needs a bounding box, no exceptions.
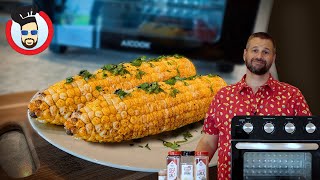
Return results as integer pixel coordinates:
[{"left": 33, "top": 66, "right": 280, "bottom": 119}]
[
  {"left": 243, "top": 49, "right": 247, "bottom": 61},
  {"left": 273, "top": 53, "right": 276, "bottom": 63}
]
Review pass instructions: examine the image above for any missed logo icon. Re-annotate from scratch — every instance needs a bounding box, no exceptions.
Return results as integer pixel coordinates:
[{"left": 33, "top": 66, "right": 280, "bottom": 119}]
[{"left": 6, "top": 5, "right": 53, "bottom": 55}]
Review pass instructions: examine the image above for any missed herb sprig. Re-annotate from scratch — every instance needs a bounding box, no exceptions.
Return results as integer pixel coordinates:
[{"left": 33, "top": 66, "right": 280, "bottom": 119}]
[
  {"left": 79, "top": 70, "right": 94, "bottom": 81},
  {"left": 114, "top": 89, "right": 130, "bottom": 99},
  {"left": 138, "top": 82, "right": 164, "bottom": 94},
  {"left": 101, "top": 63, "right": 130, "bottom": 76},
  {"left": 65, "top": 77, "right": 73, "bottom": 84}
]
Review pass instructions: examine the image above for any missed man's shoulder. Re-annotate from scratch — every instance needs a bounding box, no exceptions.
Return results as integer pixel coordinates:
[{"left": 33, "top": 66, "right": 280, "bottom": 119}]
[
  {"left": 274, "top": 80, "right": 301, "bottom": 93},
  {"left": 215, "top": 83, "right": 239, "bottom": 96}
]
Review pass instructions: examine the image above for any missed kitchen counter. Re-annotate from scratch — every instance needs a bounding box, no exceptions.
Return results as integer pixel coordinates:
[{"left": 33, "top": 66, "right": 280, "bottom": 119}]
[{"left": 0, "top": 91, "right": 217, "bottom": 180}]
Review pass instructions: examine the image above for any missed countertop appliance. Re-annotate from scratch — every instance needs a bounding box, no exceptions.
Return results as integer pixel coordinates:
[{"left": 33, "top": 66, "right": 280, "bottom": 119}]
[
  {"left": 231, "top": 116, "right": 320, "bottom": 180},
  {"left": 33, "top": 0, "right": 273, "bottom": 72}
]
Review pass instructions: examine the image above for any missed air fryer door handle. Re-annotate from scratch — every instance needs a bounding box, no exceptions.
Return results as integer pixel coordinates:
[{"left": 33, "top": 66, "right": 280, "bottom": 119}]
[{"left": 235, "top": 142, "right": 319, "bottom": 150}]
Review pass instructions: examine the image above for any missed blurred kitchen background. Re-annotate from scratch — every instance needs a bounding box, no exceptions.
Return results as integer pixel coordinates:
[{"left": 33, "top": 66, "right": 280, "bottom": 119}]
[{"left": 0, "top": 0, "right": 319, "bottom": 114}]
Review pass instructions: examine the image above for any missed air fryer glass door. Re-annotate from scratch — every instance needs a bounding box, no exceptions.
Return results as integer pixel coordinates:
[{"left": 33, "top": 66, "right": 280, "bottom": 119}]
[
  {"left": 57, "top": 0, "right": 227, "bottom": 44},
  {"left": 102, "top": 0, "right": 227, "bottom": 43},
  {"left": 243, "top": 152, "right": 312, "bottom": 180}
]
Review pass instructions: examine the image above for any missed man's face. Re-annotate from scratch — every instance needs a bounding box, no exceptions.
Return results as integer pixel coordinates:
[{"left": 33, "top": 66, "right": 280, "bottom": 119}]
[
  {"left": 243, "top": 37, "right": 276, "bottom": 75},
  {"left": 21, "top": 22, "right": 38, "bottom": 48}
]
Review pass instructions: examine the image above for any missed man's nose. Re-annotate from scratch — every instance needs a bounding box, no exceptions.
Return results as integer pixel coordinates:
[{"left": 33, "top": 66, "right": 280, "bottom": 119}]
[{"left": 256, "top": 52, "right": 263, "bottom": 59}]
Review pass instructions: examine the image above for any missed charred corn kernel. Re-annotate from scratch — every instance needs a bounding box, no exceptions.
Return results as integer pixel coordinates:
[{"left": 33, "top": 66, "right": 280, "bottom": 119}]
[
  {"left": 64, "top": 75, "right": 227, "bottom": 143},
  {"left": 29, "top": 55, "right": 196, "bottom": 125},
  {"left": 92, "top": 90, "right": 100, "bottom": 98},
  {"left": 66, "top": 89, "right": 75, "bottom": 98},
  {"left": 80, "top": 96, "right": 86, "bottom": 103},
  {"left": 92, "top": 117, "right": 101, "bottom": 125},
  {"left": 52, "top": 93, "right": 59, "bottom": 102},
  {"left": 65, "top": 98, "right": 74, "bottom": 106},
  {"left": 44, "top": 95, "right": 54, "bottom": 106},
  {"left": 39, "top": 103, "right": 49, "bottom": 111},
  {"left": 74, "top": 97, "right": 81, "bottom": 104},
  {"left": 56, "top": 99, "right": 65, "bottom": 108},
  {"left": 42, "top": 109, "right": 51, "bottom": 119},
  {"left": 101, "top": 116, "right": 109, "bottom": 124}
]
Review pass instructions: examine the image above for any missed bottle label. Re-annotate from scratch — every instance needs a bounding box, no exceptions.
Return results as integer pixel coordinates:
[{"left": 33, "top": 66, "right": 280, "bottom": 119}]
[
  {"left": 167, "top": 160, "right": 178, "bottom": 180},
  {"left": 181, "top": 164, "right": 193, "bottom": 180},
  {"left": 196, "top": 160, "right": 207, "bottom": 180}
]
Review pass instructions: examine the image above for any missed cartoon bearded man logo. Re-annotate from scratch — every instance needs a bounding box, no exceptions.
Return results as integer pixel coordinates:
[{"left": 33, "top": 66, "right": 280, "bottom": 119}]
[{"left": 11, "top": 5, "right": 39, "bottom": 49}]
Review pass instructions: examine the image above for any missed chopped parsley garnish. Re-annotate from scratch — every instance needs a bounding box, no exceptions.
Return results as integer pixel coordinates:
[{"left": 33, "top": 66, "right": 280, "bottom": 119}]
[
  {"left": 145, "top": 143, "right": 151, "bottom": 150},
  {"left": 176, "top": 66, "right": 181, "bottom": 76},
  {"left": 101, "top": 63, "right": 130, "bottom": 76},
  {"left": 210, "top": 86, "right": 214, "bottom": 93},
  {"left": 164, "top": 76, "right": 186, "bottom": 85},
  {"left": 170, "top": 88, "right": 179, "bottom": 97},
  {"left": 158, "top": 139, "right": 180, "bottom": 150},
  {"left": 173, "top": 54, "right": 183, "bottom": 58},
  {"left": 148, "top": 62, "right": 155, "bottom": 67},
  {"left": 165, "top": 78, "right": 177, "bottom": 85},
  {"left": 185, "top": 75, "right": 200, "bottom": 80},
  {"left": 149, "top": 55, "right": 165, "bottom": 62},
  {"left": 182, "top": 131, "right": 193, "bottom": 141},
  {"left": 79, "top": 70, "right": 94, "bottom": 81},
  {"left": 136, "top": 70, "right": 146, "bottom": 79},
  {"left": 131, "top": 56, "right": 146, "bottom": 67},
  {"left": 208, "top": 74, "right": 219, "bottom": 78},
  {"left": 65, "top": 77, "right": 73, "bottom": 84},
  {"left": 158, "top": 130, "right": 194, "bottom": 150},
  {"left": 114, "top": 89, "right": 130, "bottom": 99},
  {"left": 138, "top": 82, "right": 164, "bottom": 94},
  {"left": 96, "top": 86, "right": 103, "bottom": 92},
  {"left": 102, "top": 71, "right": 108, "bottom": 78}
]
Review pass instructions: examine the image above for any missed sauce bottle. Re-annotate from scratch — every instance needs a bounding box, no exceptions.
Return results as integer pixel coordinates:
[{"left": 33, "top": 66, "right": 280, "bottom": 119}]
[
  {"left": 166, "top": 151, "right": 181, "bottom": 180},
  {"left": 194, "top": 151, "right": 209, "bottom": 180},
  {"left": 180, "top": 151, "right": 195, "bottom": 180}
]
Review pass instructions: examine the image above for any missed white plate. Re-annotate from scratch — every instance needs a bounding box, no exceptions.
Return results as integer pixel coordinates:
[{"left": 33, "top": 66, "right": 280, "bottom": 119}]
[{"left": 28, "top": 112, "right": 218, "bottom": 172}]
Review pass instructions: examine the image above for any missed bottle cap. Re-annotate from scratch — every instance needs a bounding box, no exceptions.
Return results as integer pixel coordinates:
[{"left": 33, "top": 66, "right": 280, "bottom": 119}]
[
  {"left": 195, "top": 151, "right": 209, "bottom": 156},
  {"left": 168, "top": 151, "right": 181, "bottom": 156},
  {"left": 181, "top": 151, "right": 195, "bottom": 156}
]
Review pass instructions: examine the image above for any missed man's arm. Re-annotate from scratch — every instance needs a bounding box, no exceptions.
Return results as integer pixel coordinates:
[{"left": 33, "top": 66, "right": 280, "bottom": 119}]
[{"left": 195, "top": 133, "right": 219, "bottom": 161}]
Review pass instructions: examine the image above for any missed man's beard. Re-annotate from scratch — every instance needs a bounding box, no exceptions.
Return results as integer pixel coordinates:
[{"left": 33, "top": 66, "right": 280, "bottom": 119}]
[
  {"left": 245, "top": 58, "right": 272, "bottom": 75},
  {"left": 22, "top": 38, "right": 38, "bottom": 48}
]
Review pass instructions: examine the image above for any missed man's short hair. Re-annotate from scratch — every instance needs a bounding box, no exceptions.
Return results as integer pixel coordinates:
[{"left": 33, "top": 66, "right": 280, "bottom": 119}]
[{"left": 246, "top": 32, "right": 276, "bottom": 53}]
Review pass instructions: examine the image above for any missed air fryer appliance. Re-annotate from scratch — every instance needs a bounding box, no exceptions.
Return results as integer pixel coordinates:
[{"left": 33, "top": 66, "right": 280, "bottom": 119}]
[{"left": 231, "top": 116, "right": 320, "bottom": 180}]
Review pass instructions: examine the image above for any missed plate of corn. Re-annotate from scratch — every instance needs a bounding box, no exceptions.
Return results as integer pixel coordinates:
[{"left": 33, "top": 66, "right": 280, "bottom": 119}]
[{"left": 28, "top": 55, "right": 225, "bottom": 172}]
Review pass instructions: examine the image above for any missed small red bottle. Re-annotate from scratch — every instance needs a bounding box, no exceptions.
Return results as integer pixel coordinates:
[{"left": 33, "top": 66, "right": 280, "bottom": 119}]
[
  {"left": 194, "top": 151, "right": 209, "bottom": 180},
  {"left": 166, "top": 151, "right": 181, "bottom": 180}
]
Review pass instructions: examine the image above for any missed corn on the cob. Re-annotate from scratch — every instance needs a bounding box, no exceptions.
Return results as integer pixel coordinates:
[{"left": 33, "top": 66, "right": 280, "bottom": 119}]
[
  {"left": 64, "top": 75, "right": 227, "bottom": 143},
  {"left": 28, "top": 55, "right": 196, "bottom": 125}
]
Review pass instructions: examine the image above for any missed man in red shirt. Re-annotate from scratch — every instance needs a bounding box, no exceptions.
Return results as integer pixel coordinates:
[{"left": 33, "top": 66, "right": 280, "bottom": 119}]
[{"left": 195, "top": 32, "right": 312, "bottom": 180}]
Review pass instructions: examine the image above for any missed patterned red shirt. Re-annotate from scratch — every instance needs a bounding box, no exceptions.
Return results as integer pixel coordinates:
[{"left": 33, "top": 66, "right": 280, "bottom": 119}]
[{"left": 203, "top": 74, "right": 312, "bottom": 180}]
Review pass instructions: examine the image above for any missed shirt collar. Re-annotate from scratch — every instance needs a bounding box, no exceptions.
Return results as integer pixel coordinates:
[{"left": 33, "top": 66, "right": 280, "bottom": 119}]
[{"left": 236, "top": 73, "right": 276, "bottom": 93}]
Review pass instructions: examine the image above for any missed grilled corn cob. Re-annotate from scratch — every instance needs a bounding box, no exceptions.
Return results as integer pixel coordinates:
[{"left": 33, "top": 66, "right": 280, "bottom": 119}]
[
  {"left": 64, "top": 75, "right": 227, "bottom": 142},
  {"left": 28, "top": 55, "right": 196, "bottom": 125}
]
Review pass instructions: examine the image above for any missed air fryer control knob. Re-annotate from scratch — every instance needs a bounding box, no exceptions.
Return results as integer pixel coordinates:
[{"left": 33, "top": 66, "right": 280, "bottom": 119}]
[
  {"left": 243, "top": 122, "right": 254, "bottom": 134},
  {"left": 264, "top": 122, "right": 275, "bottom": 133},
  {"left": 306, "top": 123, "right": 316, "bottom": 133},
  {"left": 285, "top": 123, "right": 296, "bottom": 134}
]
